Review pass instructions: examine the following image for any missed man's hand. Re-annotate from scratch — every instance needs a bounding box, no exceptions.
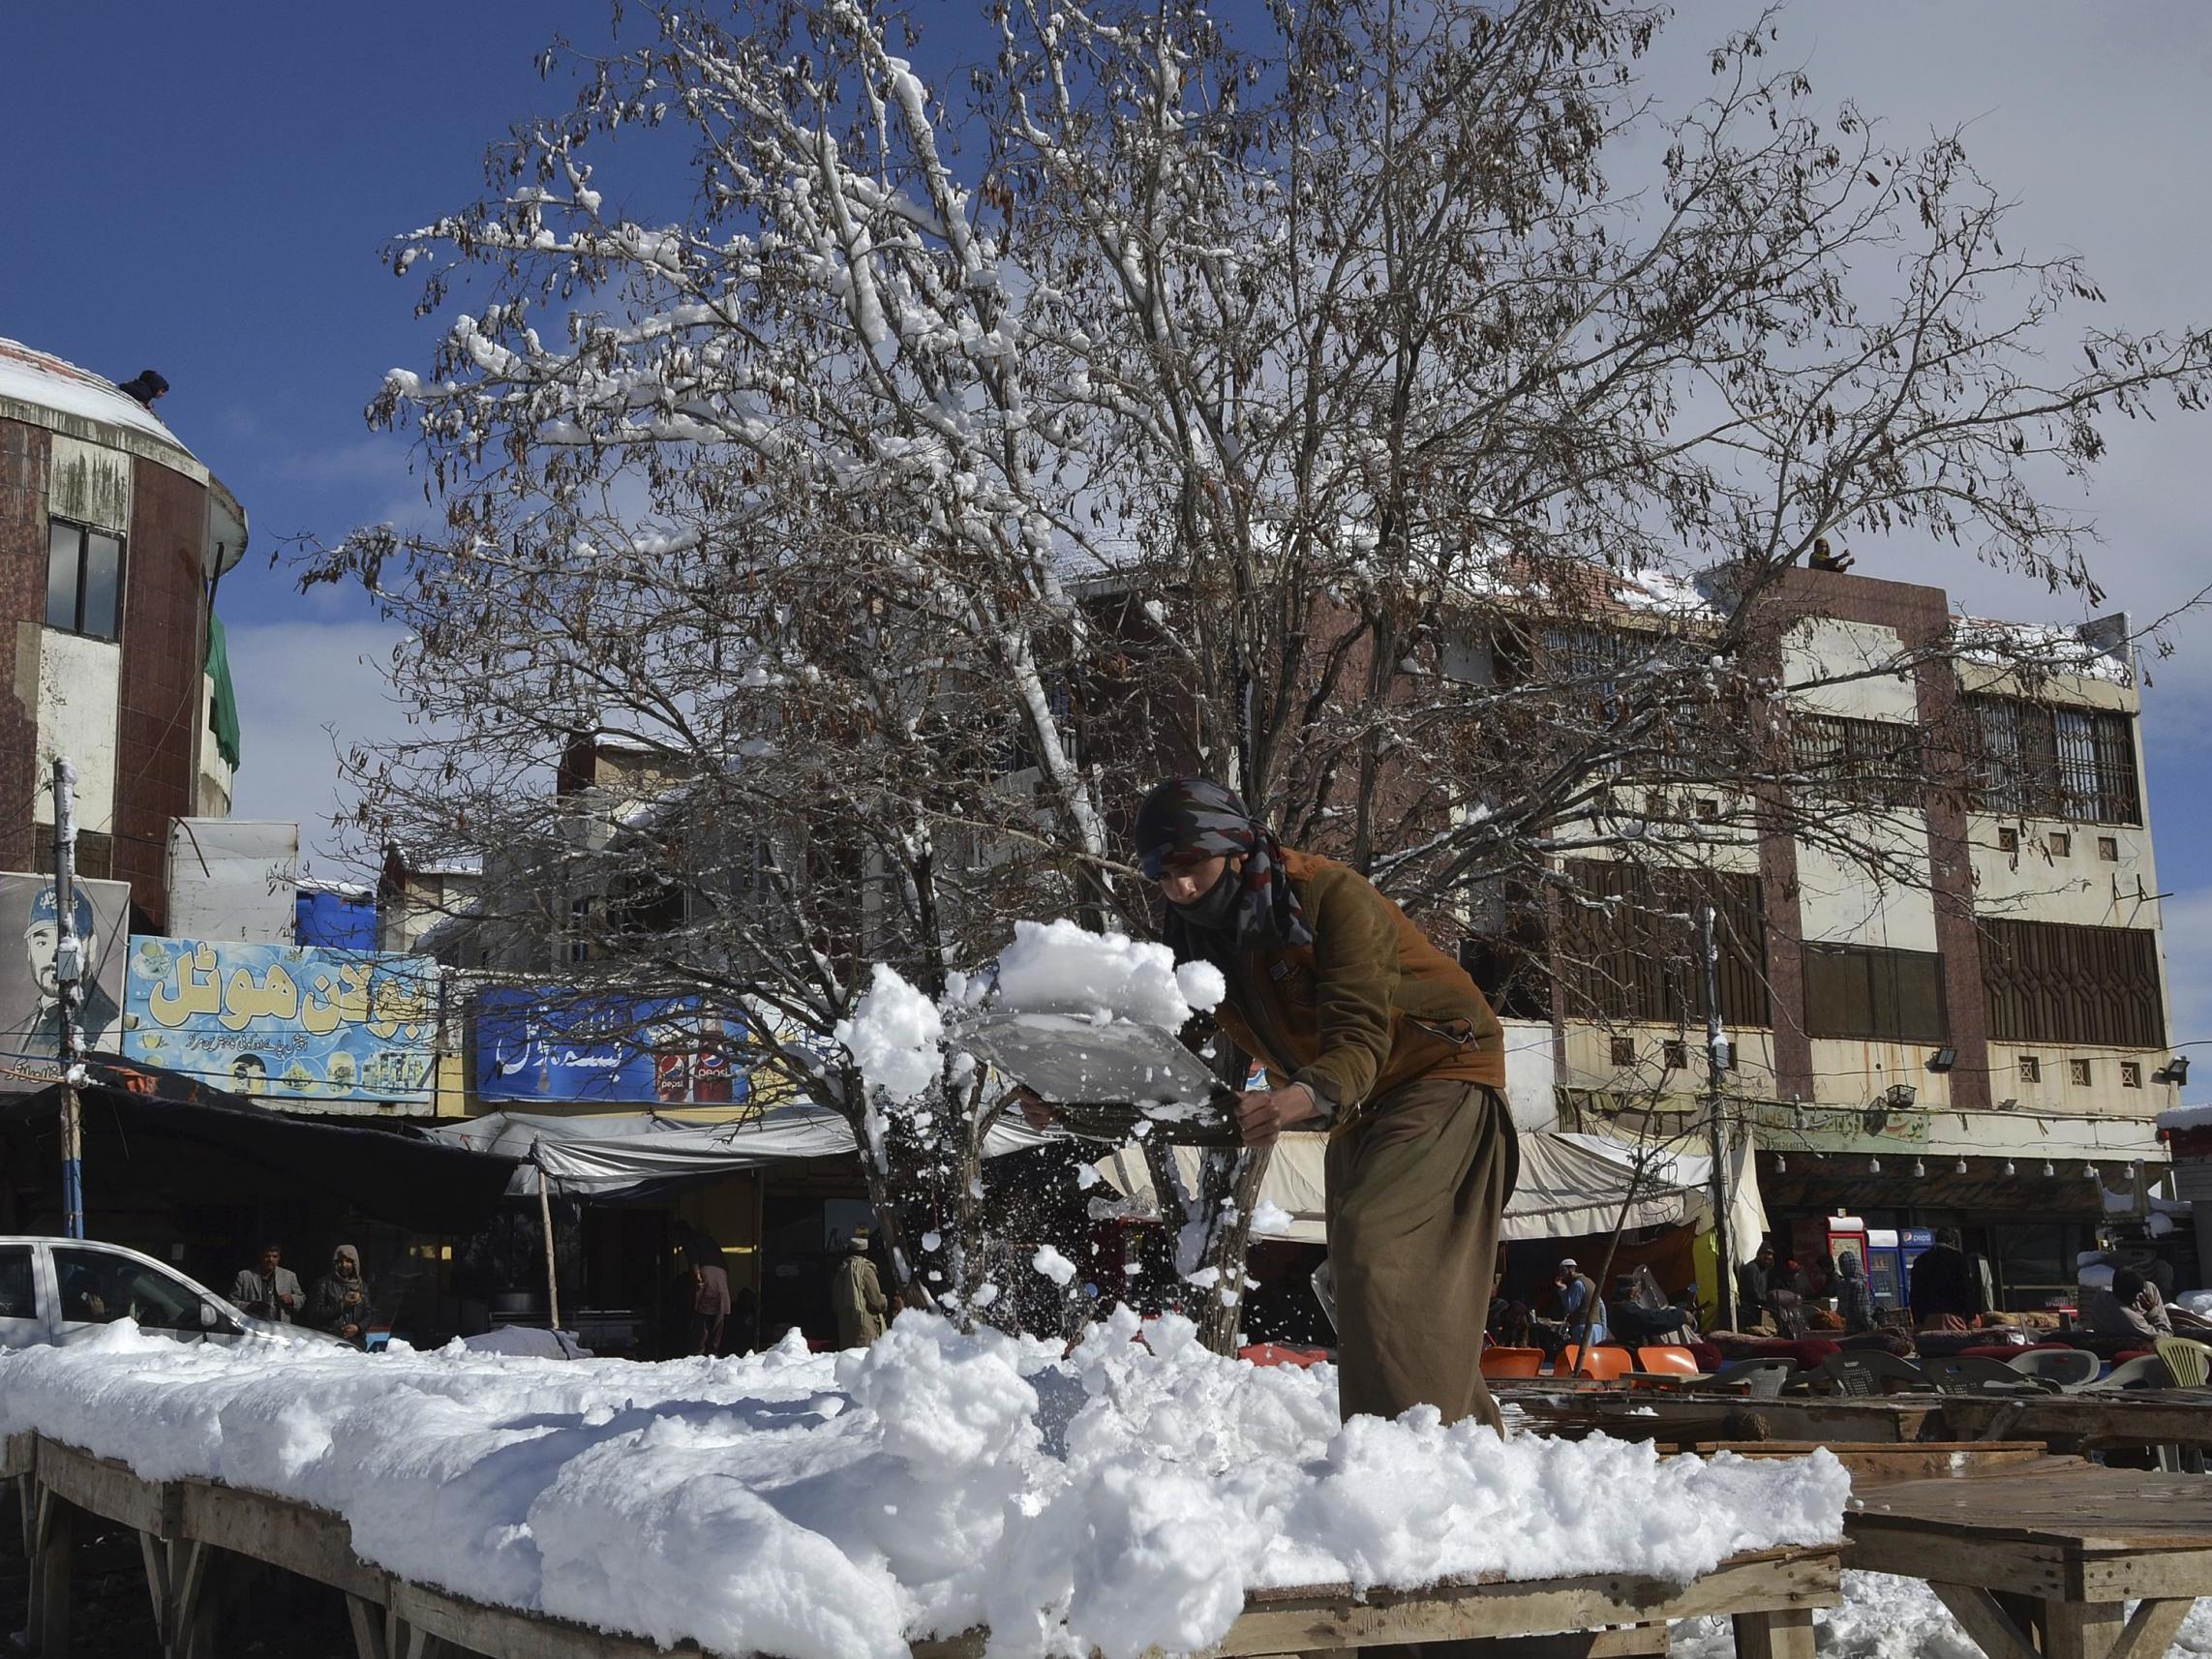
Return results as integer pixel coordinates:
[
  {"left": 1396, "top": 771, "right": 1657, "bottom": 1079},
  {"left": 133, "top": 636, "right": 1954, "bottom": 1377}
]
[
  {"left": 1010, "top": 1084, "right": 1057, "bottom": 1131},
  {"left": 1236, "top": 1083, "right": 1319, "bottom": 1147}
]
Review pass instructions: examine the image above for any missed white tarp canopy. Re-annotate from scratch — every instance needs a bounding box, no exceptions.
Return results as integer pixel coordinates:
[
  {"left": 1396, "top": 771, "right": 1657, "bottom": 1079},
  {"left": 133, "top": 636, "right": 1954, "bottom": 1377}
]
[
  {"left": 431, "top": 1105, "right": 1049, "bottom": 1198},
  {"left": 1093, "top": 1130, "right": 1767, "bottom": 1247}
]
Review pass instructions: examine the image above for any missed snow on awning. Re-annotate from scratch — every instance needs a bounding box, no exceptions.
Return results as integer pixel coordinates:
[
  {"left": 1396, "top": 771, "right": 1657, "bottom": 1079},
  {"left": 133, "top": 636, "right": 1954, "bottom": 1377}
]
[
  {"left": 431, "top": 1103, "right": 1049, "bottom": 1199},
  {"left": 1091, "top": 1129, "right": 1767, "bottom": 1246}
]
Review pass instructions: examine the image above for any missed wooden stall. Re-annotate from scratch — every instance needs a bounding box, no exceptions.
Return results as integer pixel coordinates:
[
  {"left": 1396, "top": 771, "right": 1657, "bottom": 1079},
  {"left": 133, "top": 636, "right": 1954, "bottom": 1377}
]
[
  {"left": 1848, "top": 1460, "right": 2212, "bottom": 1659},
  {"left": 3, "top": 1431, "right": 1843, "bottom": 1659}
]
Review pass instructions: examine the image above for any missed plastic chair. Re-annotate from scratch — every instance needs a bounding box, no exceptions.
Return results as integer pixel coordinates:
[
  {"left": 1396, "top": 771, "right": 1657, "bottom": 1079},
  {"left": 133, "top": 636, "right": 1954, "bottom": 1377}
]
[
  {"left": 2155, "top": 1336, "right": 2212, "bottom": 1389},
  {"left": 1479, "top": 1346, "right": 1546, "bottom": 1379},
  {"left": 1237, "top": 1343, "right": 1327, "bottom": 1369},
  {"left": 1711, "top": 1358, "right": 1797, "bottom": 1399},
  {"left": 1629, "top": 1345, "right": 1701, "bottom": 1376},
  {"left": 1818, "top": 1350, "right": 1931, "bottom": 1397},
  {"left": 1555, "top": 1344, "right": 1634, "bottom": 1382},
  {"left": 2007, "top": 1349, "right": 2098, "bottom": 1391},
  {"left": 1922, "top": 1355, "right": 2059, "bottom": 1395},
  {"left": 2081, "top": 1353, "right": 2169, "bottom": 1392}
]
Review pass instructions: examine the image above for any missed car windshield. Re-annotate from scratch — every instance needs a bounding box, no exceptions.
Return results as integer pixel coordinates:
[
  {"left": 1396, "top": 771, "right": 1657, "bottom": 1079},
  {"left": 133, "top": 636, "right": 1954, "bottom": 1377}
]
[{"left": 52, "top": 1248, "right": 203, "bottom": 1332}]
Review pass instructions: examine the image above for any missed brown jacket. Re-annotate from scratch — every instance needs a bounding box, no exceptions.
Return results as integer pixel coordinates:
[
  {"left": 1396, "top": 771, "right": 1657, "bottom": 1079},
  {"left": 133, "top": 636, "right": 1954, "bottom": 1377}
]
[{"left": 1206, "top": 848, "right": 1506, "bottom": 1114}]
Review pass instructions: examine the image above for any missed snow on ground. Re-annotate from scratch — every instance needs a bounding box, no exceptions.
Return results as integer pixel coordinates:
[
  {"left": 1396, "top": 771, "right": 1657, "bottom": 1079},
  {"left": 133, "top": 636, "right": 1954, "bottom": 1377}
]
[
  {"left": 1674, "top": 1571, "right": 2212, "bottom": 1659},
  {"left": 0, "top": 1310, "right": 1845, "bottom": 1659}
]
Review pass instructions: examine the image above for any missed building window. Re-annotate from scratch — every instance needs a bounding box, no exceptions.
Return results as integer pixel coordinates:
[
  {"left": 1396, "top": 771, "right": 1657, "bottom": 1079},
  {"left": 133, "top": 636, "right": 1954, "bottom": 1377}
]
[
  {"left": 1980, "top": 919, "right": 2166, "bottom": 1049},
  {"left": 1792, "top": 712, "right": 1924, "bottom": 808},
  {"left": 2098, "top": 836, "right": 2119, "bottom": 862},
  {"left": 1609, "top": 1035, "right": 1636, "bottom": 1068},
  {"left": 1997, "top": 828, "right": 2019, "bottom": 857},
  {"left": 2048, "top": 831, "right": 2071, "bottom": 858},
  {"left": 1803, "top": 944, "right": 1947, "bottom": 1042},
  {"left": 567, "top": 897, "right": 591, "bottom": 964},
  {"left": 2019, "top": 1055, "right": 2042, "bottom": 1084},
  {"left": 45, "top": 519, "right": 124, "bottom": 642},
  {"left": 1557, "top": 860, "right": 1771, "bottom": 1029},
  {"left": 1963, "top": 695, "right": 2141, "bottom": 826},
  {"left": 2123, "top": 1061, "right": 2143, "bottom": 1089},
  {"left": 1662, "top": 1039, "right": 1688, "bottom": 1071},
  {"left": 2069, "top": 1058, "right": 2092, "bottom": 1086}
]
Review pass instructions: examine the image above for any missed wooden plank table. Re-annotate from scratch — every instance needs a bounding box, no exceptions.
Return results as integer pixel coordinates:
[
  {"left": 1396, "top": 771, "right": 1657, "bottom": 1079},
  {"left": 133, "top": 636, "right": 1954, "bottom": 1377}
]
[
  {"left": 1512, "top": 1394, "right": 1946, "bottom": 1448},
  {"left": 1935, "top": 1391, "right": 2212, "bottom": 1454},
  {"left": 12, "top": 1430, "right": 1845, "bottom": 1659},
  {"left": 1847, "top": 1459, "right": 2212, "bottom": 1659},
  {"left": 1676, "top": 1443, "right": 2050, "bottom": 1487}
]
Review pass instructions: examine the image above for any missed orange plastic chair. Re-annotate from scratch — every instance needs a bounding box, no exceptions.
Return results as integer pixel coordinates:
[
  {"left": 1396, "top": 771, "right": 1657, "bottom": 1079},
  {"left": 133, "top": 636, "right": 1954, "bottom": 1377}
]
[
  {"left": 1554, "top": 1344, "right": 1634, "bottom": 1381},
  {"left": 1479, "top": 1345, "right": 1547, "bottom": 1378},
  {"left": 1629, "top": 1344, "right": 1700, "bottom": 1376},
  {"left": 1237, "top": 1343, "right": 1327, "bottom": 1369}
]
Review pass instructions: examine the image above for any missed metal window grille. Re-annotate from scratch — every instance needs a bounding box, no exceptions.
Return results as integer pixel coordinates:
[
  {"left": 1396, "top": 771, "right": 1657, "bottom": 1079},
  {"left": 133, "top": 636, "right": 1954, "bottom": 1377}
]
[
  {"left": 1980, "top": 918, "right": 2166, "bottom": 1048},
  {"left": 1965, "top": 696, "right": 2140, "bottom": 825},
  {"left": 1559, "top": 860, "right": 1771, "bottom": 1028},
  {"left": 1792, "top": 713, "right": 1923, "bottom": 808}
]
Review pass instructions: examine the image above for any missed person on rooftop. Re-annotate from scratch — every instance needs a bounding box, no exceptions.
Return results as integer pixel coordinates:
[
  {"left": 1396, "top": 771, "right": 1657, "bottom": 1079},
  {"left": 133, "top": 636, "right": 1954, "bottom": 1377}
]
[{"left": 1133, "top": 776, "right": 1519, "bottom": 1433}]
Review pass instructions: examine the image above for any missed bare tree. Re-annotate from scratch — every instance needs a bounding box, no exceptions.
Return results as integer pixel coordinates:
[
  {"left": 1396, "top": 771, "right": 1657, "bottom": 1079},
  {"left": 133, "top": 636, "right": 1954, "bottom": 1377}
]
[{"left": 311, "top": 0, "right": 2209, "bottom": 1350}]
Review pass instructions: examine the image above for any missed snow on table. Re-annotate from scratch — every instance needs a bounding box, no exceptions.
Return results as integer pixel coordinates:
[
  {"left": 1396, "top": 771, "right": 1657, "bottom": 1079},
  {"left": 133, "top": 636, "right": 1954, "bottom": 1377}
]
[{"left": 0, "top": 1309, "right": 1846, "bottom": 1659}]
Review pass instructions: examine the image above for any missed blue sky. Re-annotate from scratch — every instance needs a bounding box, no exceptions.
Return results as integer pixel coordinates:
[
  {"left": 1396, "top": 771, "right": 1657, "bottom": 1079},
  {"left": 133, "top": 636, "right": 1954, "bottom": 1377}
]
[{"left": 7, "top": 3, "right": 2210, "bottom": 1038}]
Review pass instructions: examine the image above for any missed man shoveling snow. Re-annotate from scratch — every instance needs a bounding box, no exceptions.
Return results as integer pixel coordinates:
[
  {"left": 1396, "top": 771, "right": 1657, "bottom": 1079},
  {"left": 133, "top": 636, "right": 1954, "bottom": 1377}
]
[{"left": 1133, "top": 776, "right": 1519, "bottom": 1433}]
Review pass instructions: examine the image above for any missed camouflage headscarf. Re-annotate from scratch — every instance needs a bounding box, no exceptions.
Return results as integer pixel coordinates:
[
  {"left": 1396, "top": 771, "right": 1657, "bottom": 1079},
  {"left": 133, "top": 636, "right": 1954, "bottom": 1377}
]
[{"left": 1135, "top": 777, "right": 1314, "bottom": 950}]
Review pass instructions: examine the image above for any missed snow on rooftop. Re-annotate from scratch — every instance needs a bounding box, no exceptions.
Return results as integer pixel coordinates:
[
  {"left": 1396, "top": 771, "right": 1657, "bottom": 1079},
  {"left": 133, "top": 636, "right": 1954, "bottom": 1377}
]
[
  {"left": 2158, "top": 1102, "right": 2212, "bottom": 1132},
  {"left": 295, "top": 874, "right": 375, "bottom": 899},
  {"left": 0, "top": 1312, "right": 1847, "bottom": 1659},
  {"left": 0, "top": 337, "right": 193, "bottom": 455},
  {"left": 388, "top": 842, "right": 484, "bottom": 877},
  {"left": 1952, "top": 615, "right": 2135, "bottom": 686}
]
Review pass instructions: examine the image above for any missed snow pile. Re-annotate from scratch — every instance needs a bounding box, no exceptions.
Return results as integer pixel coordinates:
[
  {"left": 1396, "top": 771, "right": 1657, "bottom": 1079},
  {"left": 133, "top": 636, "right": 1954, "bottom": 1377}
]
[
  {"left": 0, "top": 1311, "right": 1847, "bottom": 1659},
  {"left": 994, "top": 919, "right": 1224, "bottom": 1029},
  {"left": 838, "top": 962, "right": 946, "bottom": 1102}
]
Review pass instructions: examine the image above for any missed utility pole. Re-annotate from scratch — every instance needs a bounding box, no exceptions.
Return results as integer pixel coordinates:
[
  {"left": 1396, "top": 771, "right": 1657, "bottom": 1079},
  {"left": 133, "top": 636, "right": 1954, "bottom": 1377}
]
[
  {"left": 52, "top": 757, "right": 85, "bottom": 1240},
  {"left": 1701, "top": 902, "right": 1735, "bottom": 1331}
]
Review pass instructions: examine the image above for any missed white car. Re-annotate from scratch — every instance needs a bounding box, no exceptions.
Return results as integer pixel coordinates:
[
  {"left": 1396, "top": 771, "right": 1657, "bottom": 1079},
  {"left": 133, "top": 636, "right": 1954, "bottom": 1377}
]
[{"left": 0, "top": 1236, "right": 348, "bottom": 1351}]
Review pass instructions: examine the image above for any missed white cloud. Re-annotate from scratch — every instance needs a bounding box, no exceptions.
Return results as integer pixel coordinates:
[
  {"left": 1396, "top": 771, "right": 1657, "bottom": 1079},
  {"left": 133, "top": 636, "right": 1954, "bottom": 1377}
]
[
  {"left": 2158, "top": 887, "right": 2212, "bottom": 1050},
  {"left": 221, "top": 618, "right": 411, "bottom": 875}
]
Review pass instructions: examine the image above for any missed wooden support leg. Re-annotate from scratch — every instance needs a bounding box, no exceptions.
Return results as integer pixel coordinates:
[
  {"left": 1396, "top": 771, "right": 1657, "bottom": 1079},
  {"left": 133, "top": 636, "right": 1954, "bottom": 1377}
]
[
  {"left": 1733, "top": 1608, "right": 1815, "bottom": 1659},
  {"left": 31, "top": 1488, "right": 73, "bottom": 1659},
  {"left": 136, "top": 1534, "right": 217, "bottom": 1659},
  {"left": 2042, "top": 1602, "right": 2127, "bottom": 1659},
  {"left": 2108, "top": 1599, "right": 2193, "bottom": 1659},
  {"left": 346, "top": 1594, "right": 391, "bottom": 1659},
  {"left": 1931, "top": 1585, "right": 2041, "bottom": 1659}
]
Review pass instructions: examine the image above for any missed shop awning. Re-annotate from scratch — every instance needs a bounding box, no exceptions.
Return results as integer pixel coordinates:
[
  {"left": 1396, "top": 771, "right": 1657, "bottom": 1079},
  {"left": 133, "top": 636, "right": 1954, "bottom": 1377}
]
[
  {"left": 1092, "top": 1129, "right": 1767, "bottom": 1246},
  {"left": 429, "top": 1104, "right": 1050, "bottom": 1199},
  {"left": 0, "top": 1062, "right": 521, "bottom": 1233}
]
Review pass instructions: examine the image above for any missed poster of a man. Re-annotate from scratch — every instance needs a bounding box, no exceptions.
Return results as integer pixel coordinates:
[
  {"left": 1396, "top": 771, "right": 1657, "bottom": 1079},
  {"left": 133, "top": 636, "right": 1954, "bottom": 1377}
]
[{"left": 0, "top": 873, "right": 129, "bottom": 1078}]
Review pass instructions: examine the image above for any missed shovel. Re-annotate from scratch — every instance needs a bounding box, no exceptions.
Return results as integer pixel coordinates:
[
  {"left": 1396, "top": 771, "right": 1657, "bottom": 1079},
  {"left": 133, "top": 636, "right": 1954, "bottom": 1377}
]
[{"left": 954, "top": 1009, "right": 1240, "bottom": 1145}]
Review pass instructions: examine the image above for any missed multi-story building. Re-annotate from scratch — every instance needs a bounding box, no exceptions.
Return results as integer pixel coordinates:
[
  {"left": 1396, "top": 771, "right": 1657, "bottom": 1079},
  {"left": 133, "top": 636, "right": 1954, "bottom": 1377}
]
[
  {"left": 0, "top": 339, "right": 244, "bottom": 930},
  {"left": 1520, "top": 564, "right": 2179, "bottom": 1312}
]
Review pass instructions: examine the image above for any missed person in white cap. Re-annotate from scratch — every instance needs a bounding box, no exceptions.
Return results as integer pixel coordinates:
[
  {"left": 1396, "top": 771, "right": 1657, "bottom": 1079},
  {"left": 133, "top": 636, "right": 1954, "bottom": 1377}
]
[{"left": 1552, "top": 1257, "right": 1606, "bottom": 1344}]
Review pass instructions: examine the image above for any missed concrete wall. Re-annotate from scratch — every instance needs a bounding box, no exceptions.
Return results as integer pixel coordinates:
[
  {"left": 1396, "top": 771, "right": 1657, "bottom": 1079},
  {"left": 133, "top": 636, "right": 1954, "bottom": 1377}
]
[{"left": 31, "top": 629, "right": 121, "bottom": 835}]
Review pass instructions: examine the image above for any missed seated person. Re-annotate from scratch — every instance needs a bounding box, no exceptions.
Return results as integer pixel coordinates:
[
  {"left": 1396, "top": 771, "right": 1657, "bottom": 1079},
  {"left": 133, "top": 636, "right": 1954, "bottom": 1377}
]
[
  {"left": 2086, "top": 1267, "right": 2173, "bottom": 1343},
  {"left": 1610, "top": 1265, "right": 1698, "bottom": 1346}
]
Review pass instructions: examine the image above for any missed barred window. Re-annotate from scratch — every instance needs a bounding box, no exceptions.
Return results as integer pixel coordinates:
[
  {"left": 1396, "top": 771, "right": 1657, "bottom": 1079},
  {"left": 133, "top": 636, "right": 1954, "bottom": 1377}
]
[
  {"left": 1557, "top": 860, "right": 1771, "bottom": 1028},
  {"left": 1803, "top": 944, "right": 1948, "bottom": 1042},
  {"left": 1791, "top": 713, "right": 1924, "bottom": 808},
  {"left": 1964, "top": 696, "right": 2139, "bottom": 825},
  {"left": 1981, "top": 919, "right": 2165, "bottom": 1049}
]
